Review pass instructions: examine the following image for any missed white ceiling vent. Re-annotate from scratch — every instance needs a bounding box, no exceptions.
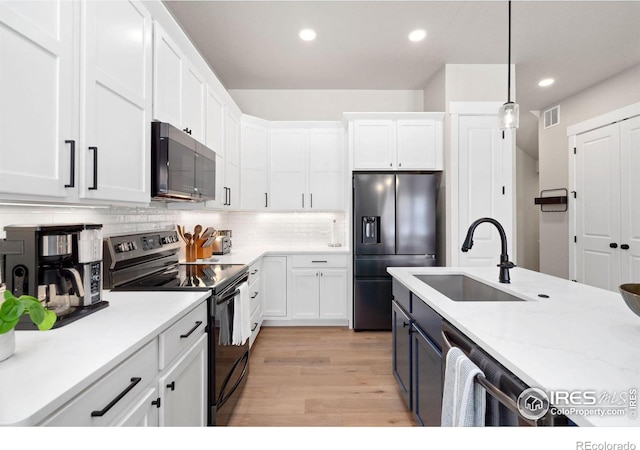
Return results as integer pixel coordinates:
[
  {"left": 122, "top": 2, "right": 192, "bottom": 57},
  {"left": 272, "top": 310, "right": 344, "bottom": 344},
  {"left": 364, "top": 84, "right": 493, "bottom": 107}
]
[{"left": 543, "top": 105, "right": 560, "bottom": 129}]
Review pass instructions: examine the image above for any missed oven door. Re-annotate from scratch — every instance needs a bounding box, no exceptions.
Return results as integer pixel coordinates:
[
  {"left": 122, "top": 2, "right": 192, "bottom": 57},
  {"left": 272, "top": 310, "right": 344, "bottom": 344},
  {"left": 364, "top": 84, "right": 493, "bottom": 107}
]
[{"left": 213, "top": 281, "right": 250, "bottom": 426}]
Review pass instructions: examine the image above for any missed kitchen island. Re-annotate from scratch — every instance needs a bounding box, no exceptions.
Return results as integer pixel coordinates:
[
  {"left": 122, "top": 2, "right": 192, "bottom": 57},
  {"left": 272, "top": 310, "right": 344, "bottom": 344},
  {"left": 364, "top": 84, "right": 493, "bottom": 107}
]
[{"left": 388, "top": 266, "right": 640, "bottom": 427}]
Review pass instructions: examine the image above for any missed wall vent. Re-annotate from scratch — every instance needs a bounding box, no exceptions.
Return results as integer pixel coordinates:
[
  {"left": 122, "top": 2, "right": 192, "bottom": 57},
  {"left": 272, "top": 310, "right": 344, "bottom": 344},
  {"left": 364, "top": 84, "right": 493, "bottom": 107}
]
[{"left": 543, "top": 105, "right": 560, "bottom": 129}]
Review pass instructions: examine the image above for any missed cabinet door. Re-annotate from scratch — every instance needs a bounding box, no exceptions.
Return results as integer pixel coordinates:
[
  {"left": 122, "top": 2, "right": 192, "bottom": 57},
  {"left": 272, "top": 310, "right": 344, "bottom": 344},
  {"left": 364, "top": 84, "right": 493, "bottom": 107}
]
[
  {"left": 223, "top": 111, "right": 240, "bottom": 207},
  {"left": 457, "top": 115, "right": 513, "bottom": 267},
  {"left": 113, "top": 387, "right": 160, "bottom": 427},
  {"left": 411, "top": 324, "right": 442, "bottom": 426},
  {"left": 0, "top": 1, "right": 74, "bottom": 198},
  {"left": 353, "top": 120, "right": 395, "bottom": 169},
  {"left": 81, "top": 0, "right": 152, "bottom": 203},
  {"left": 152, "top": 21, "right": 182, "bottom": 126},
  {"left": 182, "top": 61, "right": 206, "bottom": 143},
  {"left": 159, "top": 334, "right": 207, "bottom": 427},
  {"left": 290, "top": 269, "right": 320, "bottom": 319},
  {"left": 575, "top": 123, "right": 621, "bottom": 290},
  {"left": 262, "top": 256, "right": 287, "bottom": 317},
  {"left": 309, "top": 128, "right": 345, "bottom": 210},
  {"left": 392, "top": 301, "right": 411, "bottom": 409},
  {"left": 396, "top": 120, "right": 437, "bottom": 169},
  {"left": 269, "top": 129, "right": 308, "bottom": 210},
  {"left": 318, "top": 270, "right": 347, "bottom": 319},
  {"left": 205, "top": 85, "right": 225, "bottom": 207},
  {"left": 620, "top": 116, "right": 640, "bottom": 285},
  {"left": 240, "top": 120, "right": 269, "bottom": 209}
]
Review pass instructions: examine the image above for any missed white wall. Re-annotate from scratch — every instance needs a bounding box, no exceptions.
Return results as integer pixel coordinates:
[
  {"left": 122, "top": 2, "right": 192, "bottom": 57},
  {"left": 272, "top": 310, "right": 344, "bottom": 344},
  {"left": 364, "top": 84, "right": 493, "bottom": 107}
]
[
  {"left": 227, "top": 89, "right": 424, "bottom": 120},
  {"left": 538, "top": 63, "right": 640, "bottom": 278},
  {"left": 516, "top": 147, "right": 540, "bottom": 271},
  {"left": 423, "top": 67, "right": 445, "bottom": 111}
]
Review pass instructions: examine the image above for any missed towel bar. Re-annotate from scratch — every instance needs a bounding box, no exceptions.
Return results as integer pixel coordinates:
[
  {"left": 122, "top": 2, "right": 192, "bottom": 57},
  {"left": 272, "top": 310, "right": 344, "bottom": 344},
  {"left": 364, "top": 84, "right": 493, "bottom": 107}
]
[{"left": 441, "top": 329, "right": 541, "bottom": 426}]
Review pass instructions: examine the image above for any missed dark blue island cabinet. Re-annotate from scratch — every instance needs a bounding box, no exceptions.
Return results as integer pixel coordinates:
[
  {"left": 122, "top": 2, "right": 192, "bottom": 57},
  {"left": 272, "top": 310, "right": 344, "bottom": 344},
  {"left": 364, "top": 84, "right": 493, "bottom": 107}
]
[{"left": 391, "top": 279, "right": 443, "bottom": 426}]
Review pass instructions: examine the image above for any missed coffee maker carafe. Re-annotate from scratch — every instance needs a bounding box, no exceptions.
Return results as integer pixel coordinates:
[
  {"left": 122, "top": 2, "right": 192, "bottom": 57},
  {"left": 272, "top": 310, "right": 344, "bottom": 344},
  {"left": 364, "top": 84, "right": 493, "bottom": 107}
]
[{"left": 1, "top": 224, "right": 107, "bottom": 328}]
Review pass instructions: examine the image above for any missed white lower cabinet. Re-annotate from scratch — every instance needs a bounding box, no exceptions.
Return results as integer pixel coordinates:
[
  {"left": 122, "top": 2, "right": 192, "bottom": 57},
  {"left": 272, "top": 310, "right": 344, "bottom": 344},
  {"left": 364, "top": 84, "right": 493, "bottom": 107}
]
[
  {"left": 39, "top": 300, "right": 208, "bottom": 427},
  {"left": 262, "top": 256, "right": 288, "bottom": 318},
  {"left": 248, "top": 259, "right": 263, "bottom": 347},
  {"left": 287, "top": 254, "right": 348, "bottom": 323},
  {"left": 158, "top": 334, "right": 207, "bottom": 426}
]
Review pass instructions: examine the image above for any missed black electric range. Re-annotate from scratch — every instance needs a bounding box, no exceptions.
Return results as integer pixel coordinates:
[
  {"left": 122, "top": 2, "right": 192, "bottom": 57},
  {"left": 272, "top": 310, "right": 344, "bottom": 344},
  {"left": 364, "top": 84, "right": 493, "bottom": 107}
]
[{"left": 103, "top": 229, "right": 250, "bottom": 426}]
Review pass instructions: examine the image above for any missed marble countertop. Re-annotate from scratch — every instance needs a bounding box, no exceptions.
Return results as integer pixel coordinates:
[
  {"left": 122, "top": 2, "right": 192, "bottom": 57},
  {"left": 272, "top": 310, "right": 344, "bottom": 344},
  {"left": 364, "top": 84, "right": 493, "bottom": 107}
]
[
  {"left": 387, "top": 266, "right": 640, "bottom": 427},
  {"left": 0, "top": 290, "right": 209, "bottom": 426}
]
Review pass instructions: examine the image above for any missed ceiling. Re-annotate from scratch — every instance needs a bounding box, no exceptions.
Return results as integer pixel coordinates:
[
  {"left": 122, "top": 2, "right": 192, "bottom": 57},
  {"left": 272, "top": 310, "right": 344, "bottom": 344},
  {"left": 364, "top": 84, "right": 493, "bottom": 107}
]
[{"left": 163, "top": 1, "right": 640, "bottom": 158}]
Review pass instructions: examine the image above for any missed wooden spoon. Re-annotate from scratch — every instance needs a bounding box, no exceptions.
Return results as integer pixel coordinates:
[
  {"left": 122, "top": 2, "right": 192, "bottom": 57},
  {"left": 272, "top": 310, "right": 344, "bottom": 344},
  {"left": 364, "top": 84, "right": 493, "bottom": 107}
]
[
  {"left": 194, "top": 224, "right": 202, "bottom": 242},
  {"left": 176, "top": 225, "right": 187, "bottom": 244}
]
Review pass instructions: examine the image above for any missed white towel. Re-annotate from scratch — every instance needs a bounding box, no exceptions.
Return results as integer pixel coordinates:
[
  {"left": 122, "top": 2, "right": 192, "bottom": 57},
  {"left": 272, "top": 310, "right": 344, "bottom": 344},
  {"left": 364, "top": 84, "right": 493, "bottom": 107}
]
[
  {"left": 441, "top": 347, "right": 486, "bottom": 427},
  {"left": 232, "top": 282, "right": 250, "bottom": 345}
]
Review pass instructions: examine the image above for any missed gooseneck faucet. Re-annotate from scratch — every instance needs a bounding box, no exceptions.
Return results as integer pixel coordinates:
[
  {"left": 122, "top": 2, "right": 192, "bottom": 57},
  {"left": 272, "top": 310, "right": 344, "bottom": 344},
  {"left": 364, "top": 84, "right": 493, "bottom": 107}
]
[{"left": 461, "top": 217, "right": 516, "bottom": 283}]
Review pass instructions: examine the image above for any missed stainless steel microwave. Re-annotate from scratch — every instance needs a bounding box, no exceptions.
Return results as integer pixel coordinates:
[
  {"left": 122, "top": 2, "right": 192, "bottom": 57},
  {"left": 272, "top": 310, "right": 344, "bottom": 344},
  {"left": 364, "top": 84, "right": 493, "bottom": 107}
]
[{"left": 151, "top": 121, "right": 216, "bottom": 202}]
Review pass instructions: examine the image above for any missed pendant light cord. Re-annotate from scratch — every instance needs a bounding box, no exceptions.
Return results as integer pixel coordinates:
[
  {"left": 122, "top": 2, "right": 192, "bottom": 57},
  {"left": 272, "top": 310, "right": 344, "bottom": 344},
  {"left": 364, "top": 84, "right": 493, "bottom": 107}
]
[{"left": 507, "top": 0, "right": 511, "bottom": 103}]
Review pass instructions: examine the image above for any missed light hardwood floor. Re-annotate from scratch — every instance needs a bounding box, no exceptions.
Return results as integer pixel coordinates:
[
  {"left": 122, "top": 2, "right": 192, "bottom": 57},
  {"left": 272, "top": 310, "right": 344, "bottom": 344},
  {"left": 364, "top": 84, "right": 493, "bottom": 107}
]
[{"left": 225, "top": 326, "right": 417, "bottom": 427}]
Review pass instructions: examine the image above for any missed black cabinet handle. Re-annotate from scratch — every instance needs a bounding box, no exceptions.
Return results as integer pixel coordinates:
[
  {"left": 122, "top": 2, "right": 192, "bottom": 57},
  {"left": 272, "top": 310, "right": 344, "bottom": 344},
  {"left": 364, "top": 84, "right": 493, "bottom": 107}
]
[
  {"left": 302, "top": 193, "right": 304, "bottom": 208},
  {"left": 402, "top": 321, "right": 409, "bottom": 328},
  {"left": 311, "top": 260, "right": 328, "bottom": 263},
  {"left": 64, "top": 140, "right": 75, "bottom": 188},
  {"left": 88, "top": 146, "right": 98, "bottom": 190},
  {"left": 621, "top": 244, "right": 630, "bottom": 250},
  {"left": 91, "top": 377, "right": 141, "bottom": 417},
  {"left": 166, "top": 381, "right": 175, "bottom": 391},
  {"left": 183, "top": 128, "right": 192, "bottom": 135},
  {"left": 265, "top": 192, "right": 268, "bottom": 208},
  {"left": 251, "top": 323, "right": 258, "bottom": 332},
  {"left": 250, "top": 269, "right": 259, "bottom": 275},
  {"left": 610, "top": 243, "right": 618, "bottom": 249},
  {"left": 251, "top": 292, "right": 258, "bottom": 299},
  {"left": 228, "top": 187, "right": 231, "bottom": 206},
  {"left": 180, "top": 320, "right": 203, "bottom": 338},
  {"left": 151, "top": 398, "right": 161, "bottom": 408},
  {"left": 310, "top": 193, "right": 313, "bottom": 208}
]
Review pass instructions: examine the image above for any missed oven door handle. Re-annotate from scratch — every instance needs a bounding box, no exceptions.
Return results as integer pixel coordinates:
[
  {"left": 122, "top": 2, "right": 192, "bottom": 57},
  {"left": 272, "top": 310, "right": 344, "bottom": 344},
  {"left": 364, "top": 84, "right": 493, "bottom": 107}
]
[
  {"left": 217, "top": 350, "right": 249, "bottom": 409},
  {"left": 216, "top": 274, "right": 249, "bottom": 305}
]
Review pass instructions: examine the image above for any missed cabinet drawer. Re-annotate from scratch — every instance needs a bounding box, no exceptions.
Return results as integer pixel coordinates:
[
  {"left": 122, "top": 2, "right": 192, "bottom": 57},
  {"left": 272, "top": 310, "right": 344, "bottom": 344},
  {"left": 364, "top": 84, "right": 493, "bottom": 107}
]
[
  {"left": 249, "top": 303, "right": 263, "bottom": 348},
  {"left": 159, "top": 301, "right": 207, "bottom": 370},
  {"left": 248, "top": 259, "right": 263, "bottom": 286},
  {"left": 392, "top": 278, "right": 411, "bottom": 312},
  {"left": 412, "top": 296, "right": 443, "bottom": 350},
  {"left": 290, "top": 254, "right": 348, "bottom": 268},
  {"left": 249, "top": 287, "right": 261, "bottom": 316},
  {"left": 41, "top": 339, "right": 159, "bottom": 426}
]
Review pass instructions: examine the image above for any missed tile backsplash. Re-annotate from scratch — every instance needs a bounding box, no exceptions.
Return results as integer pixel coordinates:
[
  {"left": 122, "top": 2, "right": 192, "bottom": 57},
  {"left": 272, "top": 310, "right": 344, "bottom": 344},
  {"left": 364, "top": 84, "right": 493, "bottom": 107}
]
[{"left": 0, "top": 204, "right": 347, "bottom": 246}]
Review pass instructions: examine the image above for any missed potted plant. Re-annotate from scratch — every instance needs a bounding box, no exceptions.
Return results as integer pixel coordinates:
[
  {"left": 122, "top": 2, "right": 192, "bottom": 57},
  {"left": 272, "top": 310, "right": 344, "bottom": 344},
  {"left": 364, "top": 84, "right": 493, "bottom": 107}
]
[{"left": 0, "top": 290, "right": 57, "bottom": 362}]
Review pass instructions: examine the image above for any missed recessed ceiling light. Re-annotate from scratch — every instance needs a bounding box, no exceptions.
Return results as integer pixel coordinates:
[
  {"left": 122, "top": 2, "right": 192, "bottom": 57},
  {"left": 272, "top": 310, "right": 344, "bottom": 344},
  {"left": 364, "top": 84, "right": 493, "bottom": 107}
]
[
  {"left": 538, "top": 78, "right": 555, "bottom": 87},
  {"left": 299, "top": 29, "right": 316, "bottom": 41},
  {"left": 408, "top": 29, "right": 427, "bottom": 42}
]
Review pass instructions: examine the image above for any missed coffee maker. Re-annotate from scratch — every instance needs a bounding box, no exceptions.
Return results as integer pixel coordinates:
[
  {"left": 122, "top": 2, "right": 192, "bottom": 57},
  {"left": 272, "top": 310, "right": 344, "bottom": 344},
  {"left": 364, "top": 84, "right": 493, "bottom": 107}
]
[{"left": 1, "top": 224, "right": 108, "bottom": 329}]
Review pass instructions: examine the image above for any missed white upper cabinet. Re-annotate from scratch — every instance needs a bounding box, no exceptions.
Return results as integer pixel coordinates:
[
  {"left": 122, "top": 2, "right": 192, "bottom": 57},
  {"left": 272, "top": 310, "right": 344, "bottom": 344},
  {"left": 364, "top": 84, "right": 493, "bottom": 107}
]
[
  {"left": 152, "top": 21, "right": 206, "bottom": 144},
  {"left": 203, "top": 85, "right": 226, "bottom": 208},
  {"left": 222, "top": 109, "right": 240, "bottom": 208},
  {"left": 268, "top": 124, "right": 345, "bottom": 211},
  {"left": 240, "top": 116, "right": 269, "bottom": 210},
  {"left": 0, "top": 1, "right": 75, "bottom": 199},
  {"left": 81, "top": 0, "right": 152, "bottom": 203},
  {"left": 348, "top": 113, "right": 444, "bottom": 171}
]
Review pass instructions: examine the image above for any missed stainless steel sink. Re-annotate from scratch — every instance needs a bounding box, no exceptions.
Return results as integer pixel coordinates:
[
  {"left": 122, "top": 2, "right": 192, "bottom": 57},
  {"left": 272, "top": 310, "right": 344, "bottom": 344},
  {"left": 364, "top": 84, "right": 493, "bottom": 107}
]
[{"left": 414, "top": 274, "right": 525, "bottom": 302}]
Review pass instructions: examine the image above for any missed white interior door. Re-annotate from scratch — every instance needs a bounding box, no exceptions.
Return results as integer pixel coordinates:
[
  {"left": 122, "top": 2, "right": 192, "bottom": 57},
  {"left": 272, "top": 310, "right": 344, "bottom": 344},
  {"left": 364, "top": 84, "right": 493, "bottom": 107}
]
[
  {"left": 457, "top": 115, "right": 511, "bottom": 267},
  {"left": 620, "top": 116, "right": 640, "bottom": 284},
  {"left": 575, "top": 123, "right": 621, "bottom": 290}
]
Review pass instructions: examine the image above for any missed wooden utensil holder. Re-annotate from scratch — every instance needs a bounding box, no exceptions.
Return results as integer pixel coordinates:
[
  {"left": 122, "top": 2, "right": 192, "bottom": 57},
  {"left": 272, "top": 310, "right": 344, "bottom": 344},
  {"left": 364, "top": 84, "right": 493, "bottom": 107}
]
[{"left": 197, "top": 238, "right": 213, "bottom": 259}]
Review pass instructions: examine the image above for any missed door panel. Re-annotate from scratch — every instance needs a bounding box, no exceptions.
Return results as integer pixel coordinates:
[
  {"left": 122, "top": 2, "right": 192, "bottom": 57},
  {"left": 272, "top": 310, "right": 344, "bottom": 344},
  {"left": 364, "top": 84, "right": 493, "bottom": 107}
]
[
  {"left": 576, "top": 123, "right": 621, "bottom": 290},
  {"left": 354, "top": 173, "right": 396, "bottom": 255},
  {"left": 392, "top": 301, "right": 411, "bottom": 409},
  {"left": 319, "top": 270, "right": 347, "bottom": 319},
  {"left": 396, "top": 174, "right": 437, "bottom": 255},
  {"left": 620, "top": 116, "right": 640, "bottom": 284},
  {"left": 412, "top": 324, "right": 442, "bottom": 426},
  {"left": 458, "top": 116, "right": 507, "bottom": 267},
  {"left": 353, "top": 278, "right": 392, "bottom": 330}
]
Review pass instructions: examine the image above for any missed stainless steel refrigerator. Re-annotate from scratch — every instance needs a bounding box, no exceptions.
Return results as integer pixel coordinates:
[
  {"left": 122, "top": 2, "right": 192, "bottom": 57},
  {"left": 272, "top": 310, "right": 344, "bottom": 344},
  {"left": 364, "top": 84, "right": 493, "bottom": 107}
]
[{"left": 353, "top": 172, "right": 438, "bottom": 330}]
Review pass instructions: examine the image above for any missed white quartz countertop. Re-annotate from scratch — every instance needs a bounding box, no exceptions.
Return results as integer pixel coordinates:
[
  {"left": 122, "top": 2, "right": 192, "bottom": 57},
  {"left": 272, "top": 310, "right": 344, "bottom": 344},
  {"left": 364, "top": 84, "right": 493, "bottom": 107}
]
[
  {"left": 0, "top": 290, "right": 209, "bottom": 426},
  {"left": 387, "top": 266, "right": 640, "bottom": 427},
  {"left": 187, "top": 244, "right": 350, "bottom": 266}
]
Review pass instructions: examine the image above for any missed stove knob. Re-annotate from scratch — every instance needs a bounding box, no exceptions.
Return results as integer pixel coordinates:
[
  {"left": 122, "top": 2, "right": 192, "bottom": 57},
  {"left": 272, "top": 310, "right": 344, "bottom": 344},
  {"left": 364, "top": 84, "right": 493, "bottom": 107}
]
[
  {"left": 115, "top": 243, "right": 125, "bottom": 253},
  {"left": 131, "top": 241, "right": 137, "bottom": 250},
  {"left": 92, "top": 274, "right": 101, "bottom": 282}
]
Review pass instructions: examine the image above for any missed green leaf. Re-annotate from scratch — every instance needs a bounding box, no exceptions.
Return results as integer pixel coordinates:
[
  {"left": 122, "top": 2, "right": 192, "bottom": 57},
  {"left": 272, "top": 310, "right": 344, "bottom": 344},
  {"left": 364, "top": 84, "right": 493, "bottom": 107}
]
[
  {"left": 0, "top": 318, "right": 19, "bottom": 334},
  {"left": 0, "top": 298, "right": 24, "bottom": 322},
  {"left": 4, "top": 290, "right": 12, "bottom": 301},
  {"left": 28, "top": 304, "right": 45, "bottom": 325},
  {"left": 37, "top": 310, "right": 57, "bottom": 331}
]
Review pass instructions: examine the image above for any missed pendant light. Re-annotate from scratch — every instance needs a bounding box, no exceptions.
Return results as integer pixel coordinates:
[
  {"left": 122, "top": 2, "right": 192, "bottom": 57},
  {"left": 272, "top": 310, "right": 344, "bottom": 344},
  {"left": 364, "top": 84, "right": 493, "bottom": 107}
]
[{"left": 498, "top": 0, "right": 519, "bottom": 130}]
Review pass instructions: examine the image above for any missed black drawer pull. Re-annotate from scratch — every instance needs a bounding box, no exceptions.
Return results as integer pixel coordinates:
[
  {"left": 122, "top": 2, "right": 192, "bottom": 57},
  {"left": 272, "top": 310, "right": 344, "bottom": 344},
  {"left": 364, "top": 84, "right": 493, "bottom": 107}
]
[
  {"left": 91, "top": 377, "right": 141, "bottom": 417},
  {"left": 251, "top": 323, "right": 258, "bottom": 332},
  {"left": 251, "top": 292, "right": 258, "bottom": 299},
  {"left": 180, "top": 320, "right": 203, "bottom": 338},
  {"left": 151, "top": 398, "right": 161, "bottom": 408},
  {"left": 88, "top": 146, "right": 98, "bottom": 190},
  {"left": 610, "top": 243, "right": 618, "bottom": 249},
  {"left": 64, "top": 140, "right": 75, "bottom": 188},
  {"left": 166, "top": 381, "right": 175, "bottom": 391},
  {"left": 311, "top": 260, "right": 328, "bottom": 263},
  {"left": 251, "top": 269, "right": 259, "bottom": 275},
  {"left": 621, "top": 244, "right": 630, "bottom": 250}
]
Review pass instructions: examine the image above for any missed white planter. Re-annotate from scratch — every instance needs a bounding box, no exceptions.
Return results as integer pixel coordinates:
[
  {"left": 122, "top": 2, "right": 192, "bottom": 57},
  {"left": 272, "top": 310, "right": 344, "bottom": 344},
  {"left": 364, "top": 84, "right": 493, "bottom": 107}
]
[{"left": 0, "top": 329, "right": 16, "bottom": 362}]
